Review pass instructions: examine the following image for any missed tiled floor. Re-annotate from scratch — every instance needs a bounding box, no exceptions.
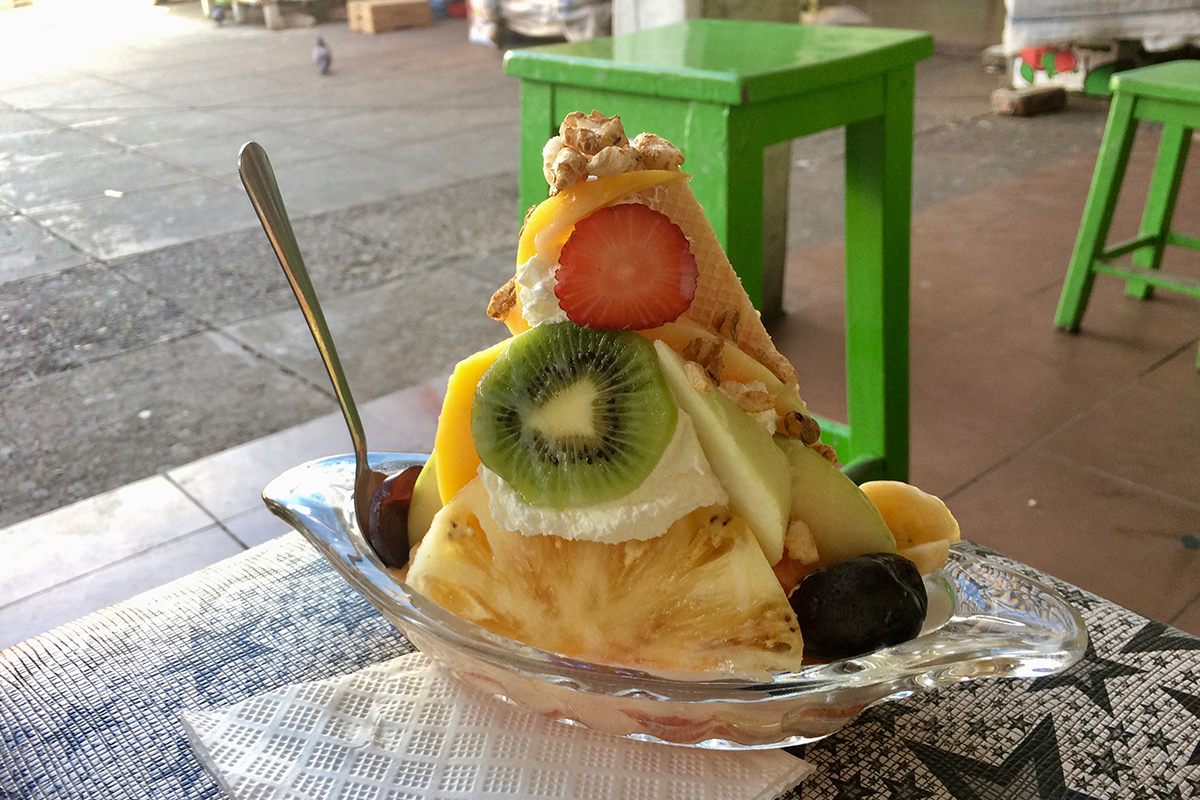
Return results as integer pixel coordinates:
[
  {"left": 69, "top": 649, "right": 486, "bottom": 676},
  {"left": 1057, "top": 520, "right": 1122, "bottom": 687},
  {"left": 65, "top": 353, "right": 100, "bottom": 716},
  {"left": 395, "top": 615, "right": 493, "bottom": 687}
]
[
  {"left": 776, "top": 135, "right": 1200, "bottom": 627},
  {"left": 2, "top": 1, "right": 1199, "bottom": 650}
]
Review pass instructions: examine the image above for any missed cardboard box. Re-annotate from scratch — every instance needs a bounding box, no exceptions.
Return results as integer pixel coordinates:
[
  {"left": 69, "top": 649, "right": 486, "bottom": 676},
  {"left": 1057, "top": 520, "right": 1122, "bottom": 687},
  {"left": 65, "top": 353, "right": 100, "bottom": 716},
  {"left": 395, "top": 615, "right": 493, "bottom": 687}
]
[{"left": 347, "top": 0, "right": 431, "bottom": 33}]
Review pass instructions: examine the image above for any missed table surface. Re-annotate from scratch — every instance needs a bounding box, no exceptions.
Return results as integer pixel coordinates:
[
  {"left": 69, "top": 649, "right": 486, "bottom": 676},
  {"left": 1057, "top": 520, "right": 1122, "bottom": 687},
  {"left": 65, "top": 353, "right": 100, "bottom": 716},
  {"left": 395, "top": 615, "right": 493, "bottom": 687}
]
[
  {"left": 2, "top": 533, "right": 1199, "bottom": 799},
  {"left": 503, "top": 20, "right": 934, "bottom": 104}
]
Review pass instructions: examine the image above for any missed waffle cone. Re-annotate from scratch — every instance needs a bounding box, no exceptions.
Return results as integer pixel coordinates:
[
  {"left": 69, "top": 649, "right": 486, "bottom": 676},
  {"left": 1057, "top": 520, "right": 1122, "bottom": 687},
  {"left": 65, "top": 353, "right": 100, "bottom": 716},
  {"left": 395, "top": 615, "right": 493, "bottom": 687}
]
[{"left": 630, "top": 180, "right": 798, "bottom": 388}]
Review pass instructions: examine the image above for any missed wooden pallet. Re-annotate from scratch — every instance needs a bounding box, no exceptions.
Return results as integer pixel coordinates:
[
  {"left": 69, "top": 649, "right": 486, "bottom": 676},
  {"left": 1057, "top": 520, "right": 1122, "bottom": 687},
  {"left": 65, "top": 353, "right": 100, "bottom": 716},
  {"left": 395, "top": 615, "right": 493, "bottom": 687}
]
[{"left": 347, "top": 0, "right": 431, "bottom": 32}]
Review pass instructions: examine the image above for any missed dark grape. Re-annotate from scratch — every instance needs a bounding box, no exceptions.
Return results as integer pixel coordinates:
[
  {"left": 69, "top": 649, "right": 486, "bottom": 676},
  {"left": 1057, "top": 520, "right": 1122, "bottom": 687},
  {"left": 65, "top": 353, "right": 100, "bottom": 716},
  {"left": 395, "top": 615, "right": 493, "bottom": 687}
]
[
  {"left": 790, "top": 553, "right": 927, "bottom": 661},
  {"left": 366, "top": 465, "right": 422, "bottom": 568}
]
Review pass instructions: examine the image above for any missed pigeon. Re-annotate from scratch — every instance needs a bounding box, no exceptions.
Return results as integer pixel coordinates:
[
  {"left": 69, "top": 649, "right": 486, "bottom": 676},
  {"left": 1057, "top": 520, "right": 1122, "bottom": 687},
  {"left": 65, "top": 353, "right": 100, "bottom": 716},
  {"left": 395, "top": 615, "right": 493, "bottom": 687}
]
[
  {"left": 314, "top": 37, "right": 331, "bottom": 76},
  {"left": 211, "top": 4, "right": 225, "bottom": 23}
]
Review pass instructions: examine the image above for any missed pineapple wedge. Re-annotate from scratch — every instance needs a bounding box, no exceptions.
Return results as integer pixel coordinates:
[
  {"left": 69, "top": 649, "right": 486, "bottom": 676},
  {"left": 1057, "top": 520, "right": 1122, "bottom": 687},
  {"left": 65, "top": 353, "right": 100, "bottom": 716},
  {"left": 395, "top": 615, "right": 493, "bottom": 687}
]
[{"left": 409, "top": 478, "right": 804, "bottom": 676}]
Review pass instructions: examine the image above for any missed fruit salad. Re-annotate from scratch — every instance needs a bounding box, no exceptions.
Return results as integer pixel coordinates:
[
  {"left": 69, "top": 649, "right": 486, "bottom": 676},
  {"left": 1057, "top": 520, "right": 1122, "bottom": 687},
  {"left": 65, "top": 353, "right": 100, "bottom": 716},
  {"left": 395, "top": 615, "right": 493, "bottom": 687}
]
[{"left": 397, "top": 112, "right": 960, "bottom": 677}]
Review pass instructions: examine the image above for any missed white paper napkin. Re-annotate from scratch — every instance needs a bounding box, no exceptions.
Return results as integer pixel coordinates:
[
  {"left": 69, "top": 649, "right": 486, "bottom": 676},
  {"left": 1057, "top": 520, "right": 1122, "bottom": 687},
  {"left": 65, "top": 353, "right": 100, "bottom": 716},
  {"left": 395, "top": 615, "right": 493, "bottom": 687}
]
[{"left": 181, "top": 651, "right": 813, "bottom": 800}]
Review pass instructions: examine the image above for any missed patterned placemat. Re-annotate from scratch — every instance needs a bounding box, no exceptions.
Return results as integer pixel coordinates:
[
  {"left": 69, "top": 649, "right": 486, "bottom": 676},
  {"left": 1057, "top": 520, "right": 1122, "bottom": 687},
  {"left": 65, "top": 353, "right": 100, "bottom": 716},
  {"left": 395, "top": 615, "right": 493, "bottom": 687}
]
[{"left": 1, "top": 534, "right": 1198, "bottom": 799}]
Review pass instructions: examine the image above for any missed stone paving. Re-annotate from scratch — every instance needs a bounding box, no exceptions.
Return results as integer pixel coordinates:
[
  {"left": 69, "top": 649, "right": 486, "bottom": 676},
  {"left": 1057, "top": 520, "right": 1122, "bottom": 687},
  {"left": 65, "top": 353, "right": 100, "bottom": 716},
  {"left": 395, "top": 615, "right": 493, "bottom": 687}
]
[
  {"left": 3, "top": 2, "right": 1199, "bottom": 649},
  {"left": 0, "top": 3, "right": 518, "bottom": 528}
]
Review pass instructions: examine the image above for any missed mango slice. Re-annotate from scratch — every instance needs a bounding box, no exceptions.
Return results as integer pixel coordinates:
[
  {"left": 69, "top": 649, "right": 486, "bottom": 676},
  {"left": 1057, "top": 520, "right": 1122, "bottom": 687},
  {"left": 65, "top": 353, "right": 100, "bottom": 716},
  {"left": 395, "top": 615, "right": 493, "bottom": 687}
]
[
  {"left": 518, "top": 170, "right": 685, "bottom": 265},
  {"left": 432, "top": 339, "right": 510, "bottom": 504}
]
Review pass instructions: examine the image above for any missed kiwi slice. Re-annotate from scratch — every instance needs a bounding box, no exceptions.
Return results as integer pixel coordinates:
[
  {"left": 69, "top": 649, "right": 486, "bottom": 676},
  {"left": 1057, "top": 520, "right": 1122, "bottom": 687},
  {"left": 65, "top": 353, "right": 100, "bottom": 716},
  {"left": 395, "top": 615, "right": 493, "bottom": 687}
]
[{"left": 472, "top": 322, "right": 678, "bottom": 509}]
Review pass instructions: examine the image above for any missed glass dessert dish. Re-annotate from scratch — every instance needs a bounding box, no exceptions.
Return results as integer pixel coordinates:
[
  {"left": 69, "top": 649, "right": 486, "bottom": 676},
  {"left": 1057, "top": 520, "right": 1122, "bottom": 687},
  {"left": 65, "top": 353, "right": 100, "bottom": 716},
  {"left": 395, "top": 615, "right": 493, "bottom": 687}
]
[{"left": 264, "top": 452, "right": 1088, "bottom": 750}]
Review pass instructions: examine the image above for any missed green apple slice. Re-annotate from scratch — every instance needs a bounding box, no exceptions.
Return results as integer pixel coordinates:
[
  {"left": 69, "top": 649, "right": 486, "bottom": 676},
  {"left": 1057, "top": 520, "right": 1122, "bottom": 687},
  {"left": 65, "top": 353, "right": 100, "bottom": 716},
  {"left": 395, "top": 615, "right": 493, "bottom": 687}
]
[
  {"left": 407, "top": 452, "right": 444, "bottom": 549},
  {"left": 774, "top": 437, "right": 895, "bottom": 564},
  {"left": 654, "top": 341, "right": 790, "bottom": 564}
]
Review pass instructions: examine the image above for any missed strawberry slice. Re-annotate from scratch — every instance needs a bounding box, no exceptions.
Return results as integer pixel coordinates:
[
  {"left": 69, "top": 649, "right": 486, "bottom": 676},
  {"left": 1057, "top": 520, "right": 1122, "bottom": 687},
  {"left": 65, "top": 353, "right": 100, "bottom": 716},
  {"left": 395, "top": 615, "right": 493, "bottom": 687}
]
[{"left": 555, "top": 203, "right": 697, "bottom": 331}]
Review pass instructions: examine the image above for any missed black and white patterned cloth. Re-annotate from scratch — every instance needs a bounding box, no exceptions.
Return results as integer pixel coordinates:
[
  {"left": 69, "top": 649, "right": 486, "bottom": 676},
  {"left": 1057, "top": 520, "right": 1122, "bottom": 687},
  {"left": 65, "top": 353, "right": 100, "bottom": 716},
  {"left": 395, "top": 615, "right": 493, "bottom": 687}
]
[{"left": 1, "top": 535, "right": 1197, "bottom": 799}]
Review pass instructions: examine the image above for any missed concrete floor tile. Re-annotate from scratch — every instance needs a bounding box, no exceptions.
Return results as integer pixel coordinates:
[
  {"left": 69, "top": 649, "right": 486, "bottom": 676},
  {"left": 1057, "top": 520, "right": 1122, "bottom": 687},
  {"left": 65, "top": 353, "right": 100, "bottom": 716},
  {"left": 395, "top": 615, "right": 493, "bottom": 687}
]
[
  {"left": 0, "top": 65, "right": 84, "bottom": 94},
  {"left": 220, "top": 264, "right": 508, "bottom": 403},
  {"left": 1172, "top": 598, "right": 1200, "bottom": 638},
  {"left": 371, "top": 124, "right": 519, "bottom": 180},
  {"left": 0, "top": 524, "right": 244, "bottom": 650},
  {"left": 0, "top": 76, "right": 132, "bottom": 110},
  {"left": 29, "top": 177, "right": 257, "bottom": 260},
  {"left": 904, "top": 328, "right": 1134, "bottom": 497},
  {"left": 0, "top": 475, "right": 215, "bottom": 607},
  {"left": 39, "top": 90, "right": 182, "bottom": 113},
  {"left": 0, "top": 214, "right": 92, "bottom": 283},
  {"left": 913, "top": 53, "right": 1005, "bottom": 127},
  {"left": 1040, "top": 346, "right": 1200, "bottom": 507},
  {"left": 221, "top": 505, "right": 294, "bottom": 549},
  {"left": 0, "top": 127, "right": 122, "bottom": 166},
  {"left": 359, "top": 380, "right": 444, "bottom": 454},
  {"left": 0, "top": 149, "right": 200, "bottom": 213},
  {"left": 98, "top": 60, "right": 249, "bottom": 92},
  {"left": 218, "top": 104, "right": 365, "bottom": 129},
  {"left": 445, "top": 248, "right": 520, "bottom": 290},
  {"left": 948, "top": 450, "right": 1200, "bottom": 625},
  {"left": 329, "top": 173, "right": 518, "bottom": 268},
  {"left": 137, "top": 127, "right": 342, "bottom": 181},
  {"left": 0, "top": 331, "right": 338, "bottom": 527},
  {"left": 0, "top": 262, "right": 203, "bottom": 383},
  {"left": 82, "top": 108, "right": 258, "bottom": 149},
  {"left": 260, "top": 152, "right": 459, "bottom": 216},
  {"left": 169, "top": 383, "right": 447, "bottom": 527},
  {"left": 282, "top": 103, "right": 515, "bottom": 152},
  {"left": 110, "top": 215, "right": 414, "bottom": 328},
  {"left": 149, "top": 73, "right": 312, "bottom": 107},
  {"left": 29, "top": 105, "right": 174, "bottom": 130},
  {"left": 965, "top": 278, "right": 1200, "bottom": 381},
  {"left": 0, "top": 110, "right": 58, "bottom": 138},
  {"left": 168, "top": 409, "right": 364, "bottom": 521}
]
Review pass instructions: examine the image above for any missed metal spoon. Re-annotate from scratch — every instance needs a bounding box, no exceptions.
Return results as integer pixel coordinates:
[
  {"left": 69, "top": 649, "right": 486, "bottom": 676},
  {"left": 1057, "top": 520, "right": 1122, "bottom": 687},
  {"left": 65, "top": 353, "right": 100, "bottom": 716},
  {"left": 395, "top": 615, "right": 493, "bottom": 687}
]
[{"left": 237, "top": 142, "right": 393, "bottom": 552}]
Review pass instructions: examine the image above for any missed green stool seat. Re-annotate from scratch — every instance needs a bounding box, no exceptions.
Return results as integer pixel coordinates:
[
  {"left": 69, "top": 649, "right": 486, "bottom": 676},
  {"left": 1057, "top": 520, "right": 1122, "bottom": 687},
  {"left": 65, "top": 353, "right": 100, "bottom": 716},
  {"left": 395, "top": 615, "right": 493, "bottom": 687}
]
[
  {"left": 504, "top": 19, "right": 933, "bottom": 482},
  {"left": 1055, "top": 60, "right": 1200, "bottom": 369}
]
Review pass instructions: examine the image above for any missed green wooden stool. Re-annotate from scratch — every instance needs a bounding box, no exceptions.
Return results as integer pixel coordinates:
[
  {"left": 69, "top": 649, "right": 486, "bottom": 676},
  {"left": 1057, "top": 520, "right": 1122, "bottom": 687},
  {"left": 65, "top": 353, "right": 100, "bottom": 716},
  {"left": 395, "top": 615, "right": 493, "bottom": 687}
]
[
  {"left": 1055, "top": 60, "right": 1200, "bottom": 369},
  {"left": 504, "top": 20, "right": 933, "bottom": 482}
]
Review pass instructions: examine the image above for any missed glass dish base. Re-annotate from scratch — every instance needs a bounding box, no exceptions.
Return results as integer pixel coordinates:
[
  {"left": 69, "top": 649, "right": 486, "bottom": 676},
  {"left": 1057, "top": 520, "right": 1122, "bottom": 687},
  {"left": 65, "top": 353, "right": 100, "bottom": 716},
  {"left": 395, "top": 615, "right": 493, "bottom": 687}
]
[{"left": 264, "top": 453, "right": 1088, "bottom": 749}]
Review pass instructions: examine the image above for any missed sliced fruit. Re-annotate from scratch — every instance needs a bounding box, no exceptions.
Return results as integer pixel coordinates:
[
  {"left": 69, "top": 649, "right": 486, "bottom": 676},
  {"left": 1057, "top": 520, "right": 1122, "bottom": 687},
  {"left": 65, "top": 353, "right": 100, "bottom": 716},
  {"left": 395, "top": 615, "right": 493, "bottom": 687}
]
[
  {"left": 473, "top": 322, "right": 677, "bottom": 509},
  {"left": 555, "top": 204, "right": 697, "bottom": 331},
  {"left": 896, "top": 539, "right": 952, "bottom": 577},
  {"left": 432, "top": 339, "right": 510, "bottom": 504},
  {"left": 406, "top": 452, "right": 443, "bottom": 549},
  {"left": 859, "top": 480, "right": 960, "bottom": 575},
  {"left": 408, "top": 477, "right": 804, "bottom": 675},
  {"left": 654, "top": 341, "right": 790, "bottom": 564},
  {"left": 518, "top": 170, "right": 685, "bottom": 265},
  {"left": 641, "top": 318, "right": 808, "bottom": 416},
  {"left": 774, "top": 437, "right": 896, "bottom": 567}
]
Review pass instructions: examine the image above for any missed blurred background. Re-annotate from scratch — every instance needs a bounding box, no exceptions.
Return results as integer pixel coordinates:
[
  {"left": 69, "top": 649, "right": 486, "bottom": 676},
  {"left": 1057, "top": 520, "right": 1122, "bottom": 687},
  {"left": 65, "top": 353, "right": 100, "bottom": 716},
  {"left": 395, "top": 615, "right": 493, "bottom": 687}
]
[{"left": 1, "top": 0, "right": 1198, "bottom": 647}]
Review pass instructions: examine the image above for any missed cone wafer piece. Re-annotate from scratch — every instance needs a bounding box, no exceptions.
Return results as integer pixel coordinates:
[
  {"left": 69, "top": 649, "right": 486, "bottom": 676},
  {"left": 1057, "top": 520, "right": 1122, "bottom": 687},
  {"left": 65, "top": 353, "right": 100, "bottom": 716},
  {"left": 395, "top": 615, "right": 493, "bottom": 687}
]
[{"left": 628, "top": 180, "right": 797, "bottom": 387}]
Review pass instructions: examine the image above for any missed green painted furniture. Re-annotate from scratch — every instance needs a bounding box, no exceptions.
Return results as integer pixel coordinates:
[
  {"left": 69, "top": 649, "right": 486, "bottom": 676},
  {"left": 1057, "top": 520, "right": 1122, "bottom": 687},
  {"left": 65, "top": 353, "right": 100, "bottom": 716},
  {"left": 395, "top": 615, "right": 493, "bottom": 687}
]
[
  {"left": 1055, "top": 60, "right": 1200, "bottom": 369},
  {"left": 504, "top": 20, "right": 933, "bottom": 482}
]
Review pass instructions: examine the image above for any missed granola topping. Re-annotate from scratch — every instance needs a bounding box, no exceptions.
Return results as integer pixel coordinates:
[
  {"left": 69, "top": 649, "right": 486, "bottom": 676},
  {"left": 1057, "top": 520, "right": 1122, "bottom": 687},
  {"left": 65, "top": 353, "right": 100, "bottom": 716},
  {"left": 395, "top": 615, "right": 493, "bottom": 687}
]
[{"left": 542, "top": 112, "right": 686, "bottom": 196}]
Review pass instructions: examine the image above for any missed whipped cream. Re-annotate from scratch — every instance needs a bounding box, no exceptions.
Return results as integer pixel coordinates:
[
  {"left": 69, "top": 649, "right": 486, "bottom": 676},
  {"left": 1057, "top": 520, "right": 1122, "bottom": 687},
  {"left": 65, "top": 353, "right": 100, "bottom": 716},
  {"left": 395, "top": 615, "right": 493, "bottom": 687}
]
[
  {"left": 516, "top": 252, "right": 567, "bottom": 327},
  {"left": 479, "top": 410, "right": 728, "bottom": 543}
]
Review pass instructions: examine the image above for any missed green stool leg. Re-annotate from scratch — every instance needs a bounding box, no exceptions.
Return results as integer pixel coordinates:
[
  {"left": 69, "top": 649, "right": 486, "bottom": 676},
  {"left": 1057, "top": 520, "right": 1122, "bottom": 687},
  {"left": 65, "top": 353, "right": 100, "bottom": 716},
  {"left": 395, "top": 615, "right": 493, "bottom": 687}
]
[
  {"left": 714, "top": 108, "right": 770, "bottom": 323},
  {"left": 1127, "top": 123, "right": 1193, "bottom": 299},
  {"left": 517, "top": 80, "right": 556, "bottom": 223},
  {"left": 1054, "top": 91, "right": 1138, "bottom": 331},
  {"left": 842, "top": 67, "right": 914, "bottom": 483}
]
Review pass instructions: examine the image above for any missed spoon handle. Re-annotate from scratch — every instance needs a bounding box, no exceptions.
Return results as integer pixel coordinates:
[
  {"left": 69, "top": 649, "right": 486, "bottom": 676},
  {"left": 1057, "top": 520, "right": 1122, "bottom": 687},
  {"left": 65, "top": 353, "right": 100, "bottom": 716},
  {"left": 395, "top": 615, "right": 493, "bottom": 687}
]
[{"left": 238, "top": 141, "right": 369, "bottom": 471}]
